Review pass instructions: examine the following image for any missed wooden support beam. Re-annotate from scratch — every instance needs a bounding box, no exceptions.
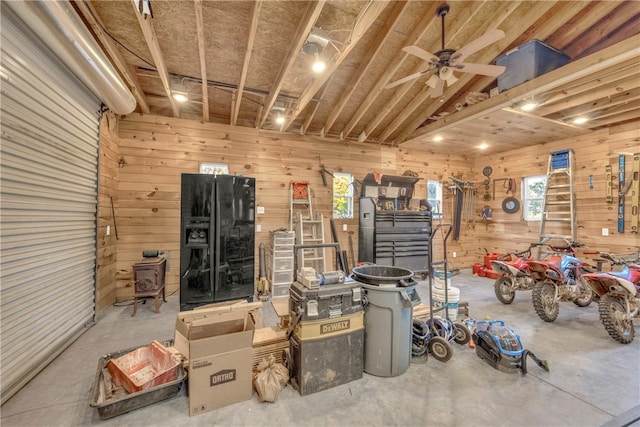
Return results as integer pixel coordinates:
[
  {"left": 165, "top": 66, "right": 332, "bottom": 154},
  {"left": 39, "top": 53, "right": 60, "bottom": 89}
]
[
  {"left": 399, "top": 34, "right": 640, "bottom": 147},
  {"left": 393, "top": 1, "right": 558, "bottom": 145},
  {"left": 258, "top": 1, "right": 325, "bottom": 129},
  {"left": 320, "top": 1, "right": 407, "bottom": 136},
  {"left": 131, "top": 0, "right": 180, "bottom": 118},
  {"left": 283, "top": 0, "right": 389, "bottom": 132},
  {"left": 233, "top": 0, "right": 262, "bottom": 126},
  {"left": 302, "top": 76, "right": 332, "bottom": 135},
  {"left": 194, "top": 0, "right": 209, "bottom": 122},
  {"left": 337, "top": 2, "right": 442, "bottom": 140}
]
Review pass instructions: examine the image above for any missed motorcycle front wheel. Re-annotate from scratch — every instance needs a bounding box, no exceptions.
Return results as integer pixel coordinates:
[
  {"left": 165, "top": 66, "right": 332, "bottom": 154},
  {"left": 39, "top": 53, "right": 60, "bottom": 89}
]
[
  {"left": 532, "top": 281, "right": 559, "bottom": 322},
  {"left": 598, "top": 294, "right": 635, "bottom": 344},
  {"left": 494, "top": 276, "right": 516, "bottom": 304}
]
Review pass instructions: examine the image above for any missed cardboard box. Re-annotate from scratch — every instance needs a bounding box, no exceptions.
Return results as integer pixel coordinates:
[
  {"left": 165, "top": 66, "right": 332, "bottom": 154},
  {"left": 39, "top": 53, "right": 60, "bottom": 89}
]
[{"left": 174, "top": 308, "right": 255, "bottom": 416}]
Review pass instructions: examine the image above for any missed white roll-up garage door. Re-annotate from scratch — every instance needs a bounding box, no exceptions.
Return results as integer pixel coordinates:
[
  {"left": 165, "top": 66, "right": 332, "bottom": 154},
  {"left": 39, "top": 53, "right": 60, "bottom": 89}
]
[{"left": 0, "top": 7, "right": 101, "bottom": 403}]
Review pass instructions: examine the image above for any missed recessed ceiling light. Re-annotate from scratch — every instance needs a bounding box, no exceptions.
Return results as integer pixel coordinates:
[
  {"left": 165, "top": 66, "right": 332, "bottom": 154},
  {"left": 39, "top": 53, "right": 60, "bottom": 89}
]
[
  {"left": 521, "top": 102, "right": 538, "bottom": 112},
  {"left": 573, "top": 116, "right": 589, "bottom": 124},
  {"left": 433, "top": 135, "right": 444, "bottom": 142},
  {"left": 172, "top": 91, "right": 188, "bottom": 103}
]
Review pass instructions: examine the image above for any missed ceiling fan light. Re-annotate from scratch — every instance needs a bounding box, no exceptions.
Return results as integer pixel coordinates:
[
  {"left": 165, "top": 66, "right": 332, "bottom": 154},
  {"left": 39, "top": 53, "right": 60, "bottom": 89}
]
[
  {"left": 426, "top": 74, "right": 439, "bottom": 88},
  {"left": 445, "top": 73, "right": 458, "bottom": 86}
]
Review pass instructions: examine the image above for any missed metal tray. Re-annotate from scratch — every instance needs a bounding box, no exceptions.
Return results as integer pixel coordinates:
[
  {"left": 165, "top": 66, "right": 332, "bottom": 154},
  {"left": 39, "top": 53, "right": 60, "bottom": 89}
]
[{"left": 89, "top": 340, "right": 186, "bottom": 420}]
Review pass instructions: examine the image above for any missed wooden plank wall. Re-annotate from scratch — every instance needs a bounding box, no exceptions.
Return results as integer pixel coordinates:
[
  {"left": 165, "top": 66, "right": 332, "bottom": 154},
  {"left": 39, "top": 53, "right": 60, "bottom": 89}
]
[
  {"left": 471, "top": 122, "right": 640, "bottom": 266},
  {"left": 96, "top": 113, "right": 120, "bottom": 314},
  {"left": 109, "top": 114, "right": 474, "bottom": 301},
  {"left": 99, "top": 114, "right": 638, "bottom": 304}
]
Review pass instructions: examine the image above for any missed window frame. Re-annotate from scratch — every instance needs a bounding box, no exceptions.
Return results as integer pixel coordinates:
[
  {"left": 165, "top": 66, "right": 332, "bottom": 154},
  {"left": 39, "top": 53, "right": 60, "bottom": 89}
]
[
  {"left": 522, "top": 174, "right": 547, "bottom": 221},
  {"left": 427, "top": 180, "right": 443, "bottom": 219},
  {"left": 332, "top": 172, "right": 354, "bottom": 219}
]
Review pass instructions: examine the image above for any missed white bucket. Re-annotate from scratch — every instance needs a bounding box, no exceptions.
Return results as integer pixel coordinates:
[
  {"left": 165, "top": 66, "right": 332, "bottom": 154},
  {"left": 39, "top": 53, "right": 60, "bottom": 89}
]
[
  {"left": 433, "top": 270, "right": 452, "bottom": 289},
  {"left": 431, "top": 286, "right": 460, "bottom": 321}
]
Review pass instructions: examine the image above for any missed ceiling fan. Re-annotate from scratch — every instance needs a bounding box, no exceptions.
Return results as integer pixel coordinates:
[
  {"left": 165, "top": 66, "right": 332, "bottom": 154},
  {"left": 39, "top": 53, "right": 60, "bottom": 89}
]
[{"left": 385, "top": 3, "right": 506, "bottom": 98}]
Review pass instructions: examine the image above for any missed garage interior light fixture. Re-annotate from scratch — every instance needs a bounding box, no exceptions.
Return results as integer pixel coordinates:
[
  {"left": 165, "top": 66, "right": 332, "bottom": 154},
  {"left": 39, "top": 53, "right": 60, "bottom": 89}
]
[
  {"left": 302, "top": 27, "right": 330, "bottom": 74},
  {"left": 172, "top": 91, "right": 188, "bottom": 103},
  {"left": 271, "top": 104, "right": 287, "bottom": 125},
  {"left": 433, "top": 135, "right": 444, "bottom": 142},
  {"left": 573, "top": 116, "right": 589, "bottom": 124},
  {"left": 520, "top": 101, "right": 538, "bottom": 112}
]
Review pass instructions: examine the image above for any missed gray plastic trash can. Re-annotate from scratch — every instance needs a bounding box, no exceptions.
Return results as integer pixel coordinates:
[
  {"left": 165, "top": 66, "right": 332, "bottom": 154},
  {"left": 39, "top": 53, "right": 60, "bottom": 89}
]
[{"left": 353, "top": 266, "right": 421, "bottom": 377}]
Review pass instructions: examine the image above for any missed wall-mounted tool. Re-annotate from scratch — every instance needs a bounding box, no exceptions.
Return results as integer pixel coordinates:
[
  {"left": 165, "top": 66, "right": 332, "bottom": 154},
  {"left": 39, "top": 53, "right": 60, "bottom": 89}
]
[
  {"left": 606, "top": 164, "right": 613, "bottom": 203},
  {"left": 631, "top": 153, "right": 639, "bottom": 233},
  {"left": 492, "top": 178, "right": 515, "bottom": 200},
  {"left": 618, "top": 155, "right": 625, "bottom": 233},
  {"left": 502, "top": 197, "right": 520, "bottom": 214}
]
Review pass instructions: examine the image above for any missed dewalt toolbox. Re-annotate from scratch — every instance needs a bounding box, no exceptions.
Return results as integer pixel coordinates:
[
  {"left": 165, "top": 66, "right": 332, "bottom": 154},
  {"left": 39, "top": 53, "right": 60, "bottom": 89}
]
[
  {"left": 289, "top": 312, "right": 364, "bottom": 396},
  {"left": 289, "top": 278, "right": 363, "bottom": 322}
]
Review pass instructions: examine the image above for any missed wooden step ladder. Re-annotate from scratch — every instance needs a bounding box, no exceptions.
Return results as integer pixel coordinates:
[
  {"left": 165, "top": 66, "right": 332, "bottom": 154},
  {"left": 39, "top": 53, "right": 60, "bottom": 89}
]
[
  {"left": 538, "top": 149, "right": 576, "bottom": 257},
  {"left": 289, "top": 182, "right": 327, "bottom": 273}
]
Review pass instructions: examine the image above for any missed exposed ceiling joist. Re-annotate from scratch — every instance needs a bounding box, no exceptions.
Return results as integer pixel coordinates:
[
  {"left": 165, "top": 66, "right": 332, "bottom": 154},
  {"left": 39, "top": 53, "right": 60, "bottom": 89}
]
[
  {"left": 194, "top": 0, "right": 209, "bottom": 121},
  {"left": 131, "top": 0, "right": 179, "bottom": 117},
  {"left": 393, "top": 1, "right": 559, "bottom": 144},
  {"left": 338, "top": 2, "right": 442, "bottom": 139},
  {"left": 321, "top": 1, "right": 408, "bottom": 136},
  {"left": 401, "top": 34, "right": 640, "bottom": 145},
  {"left": 283, "top": 0, "right": 390, "bottom": 132},
  {"left": 233, "top": 0, "right": 262, "bottom": 126},
  {"left": 258, "top": 1, "right": 325, "bottom": 129}
]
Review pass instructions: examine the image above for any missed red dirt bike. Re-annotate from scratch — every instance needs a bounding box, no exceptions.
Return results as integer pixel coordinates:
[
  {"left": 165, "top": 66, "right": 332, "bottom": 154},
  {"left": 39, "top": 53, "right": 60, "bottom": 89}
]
[
  {"left": 527, "top": 241, "right": 595, "bottom": 322},
  {"left": 491, "top": 246, "right": 536, "bottom": 304},
  {"left": 582, "top": 252, "right": 640, "bottom": 344}
]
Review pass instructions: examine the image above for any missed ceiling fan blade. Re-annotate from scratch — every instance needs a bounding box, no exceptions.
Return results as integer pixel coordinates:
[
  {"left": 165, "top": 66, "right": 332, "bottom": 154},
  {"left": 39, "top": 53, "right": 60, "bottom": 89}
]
[
  {"left": 429, "top": 78, "right": 445, "bottom": 98},
  {"left": 402, "top": 45, "right": 439, "bottom": 64},
  {"left": 385, "top": 69, "right": 432, "bottom": 89},
  {"left": 456, "top": 62, "right": 506, "bottom": 77},
  {"left": 450, "top": 29, "right": 505, "bottom": 65}
]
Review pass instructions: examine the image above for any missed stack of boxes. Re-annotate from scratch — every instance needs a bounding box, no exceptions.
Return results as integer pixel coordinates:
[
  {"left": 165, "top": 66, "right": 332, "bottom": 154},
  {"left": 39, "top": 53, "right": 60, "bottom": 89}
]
[
  {"left": 288, "top": 272, "right": 365, "bottom": 395},
  {"left": 266, "top": 230, "right": 296, "bottom": 299}
]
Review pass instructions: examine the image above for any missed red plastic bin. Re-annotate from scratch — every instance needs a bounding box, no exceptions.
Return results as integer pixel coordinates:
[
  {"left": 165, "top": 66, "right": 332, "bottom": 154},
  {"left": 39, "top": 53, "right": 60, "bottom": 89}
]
[{"left": 105, "top": 340, "right": 181, "bottom": 394}]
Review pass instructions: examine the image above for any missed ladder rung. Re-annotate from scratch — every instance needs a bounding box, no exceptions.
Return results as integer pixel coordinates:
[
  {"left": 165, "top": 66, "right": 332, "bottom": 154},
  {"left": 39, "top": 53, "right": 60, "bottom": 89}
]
[
  {"left": 543, "top": 219, "right": 572, "bottom": 223},
  {"left": 541, "top": 234, "right": 573, "bottom": 239},
  {"left": 547, "top": 184, "right": 570, "bottom": 189},
  {"left": 545, "top": 201, "right": 571, "bottom": 205}
]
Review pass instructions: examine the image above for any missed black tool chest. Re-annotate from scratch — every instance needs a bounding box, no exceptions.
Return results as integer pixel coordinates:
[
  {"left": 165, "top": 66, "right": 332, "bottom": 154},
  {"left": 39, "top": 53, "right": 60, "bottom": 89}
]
[{"left": 358, "top": 173, "right": 432, "bottom": 274}]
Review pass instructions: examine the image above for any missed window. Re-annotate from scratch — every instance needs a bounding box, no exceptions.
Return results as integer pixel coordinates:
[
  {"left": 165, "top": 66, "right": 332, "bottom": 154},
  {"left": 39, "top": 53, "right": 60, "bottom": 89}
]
[
  {"left": 523, "top": 175, "right": 547, "bottom": 220},
  {"left": 333, "top": 173, "right": 354, "bottom": 219},
  {"left": 427, "top": 180, "right": 443, "bottom": 219}
]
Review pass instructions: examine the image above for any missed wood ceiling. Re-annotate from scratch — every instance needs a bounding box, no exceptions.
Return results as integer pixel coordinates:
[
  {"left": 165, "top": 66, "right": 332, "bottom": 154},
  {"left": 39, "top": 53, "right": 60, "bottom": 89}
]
[{"left": 74, "top": 0, "right": 640, "bottom": 156}]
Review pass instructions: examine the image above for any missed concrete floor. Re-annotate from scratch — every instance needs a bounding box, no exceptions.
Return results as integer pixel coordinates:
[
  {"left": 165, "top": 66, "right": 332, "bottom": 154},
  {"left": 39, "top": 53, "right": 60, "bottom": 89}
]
[{"left": 2, "top": 268, "right": 639, "bottom": 427}]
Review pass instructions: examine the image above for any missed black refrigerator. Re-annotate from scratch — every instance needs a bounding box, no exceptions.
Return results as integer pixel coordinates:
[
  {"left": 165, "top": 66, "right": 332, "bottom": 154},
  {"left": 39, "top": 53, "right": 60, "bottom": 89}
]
[{"left": 179, "top": 173, "right": 255, "bottom": 311}]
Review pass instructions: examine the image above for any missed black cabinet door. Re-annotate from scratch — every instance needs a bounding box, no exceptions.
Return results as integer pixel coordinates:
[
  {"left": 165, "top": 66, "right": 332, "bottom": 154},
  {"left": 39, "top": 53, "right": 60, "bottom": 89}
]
[{"left": 214, "top": 175, "right": 255, "bottom": 302}]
